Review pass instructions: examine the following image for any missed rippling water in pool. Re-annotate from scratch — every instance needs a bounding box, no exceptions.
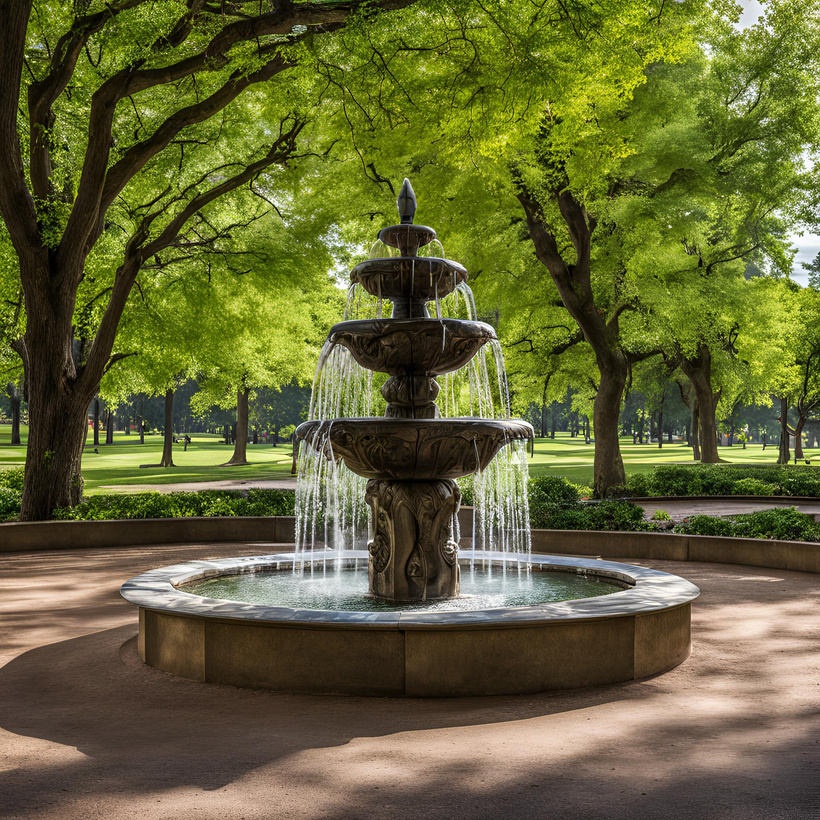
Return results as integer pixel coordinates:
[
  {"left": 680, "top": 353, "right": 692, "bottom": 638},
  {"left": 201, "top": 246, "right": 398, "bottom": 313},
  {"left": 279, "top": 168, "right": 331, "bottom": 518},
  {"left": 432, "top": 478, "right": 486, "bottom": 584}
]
[{"left": 179, "top": 564, "right": 623, "bottom": 612}]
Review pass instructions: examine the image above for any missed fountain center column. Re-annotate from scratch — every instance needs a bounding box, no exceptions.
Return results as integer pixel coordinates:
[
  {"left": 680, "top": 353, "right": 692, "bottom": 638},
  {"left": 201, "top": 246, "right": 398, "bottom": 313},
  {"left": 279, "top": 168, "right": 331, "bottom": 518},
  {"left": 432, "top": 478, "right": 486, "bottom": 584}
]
[{"left": 366, "top": 478, "right": 460, "bottom": 601}]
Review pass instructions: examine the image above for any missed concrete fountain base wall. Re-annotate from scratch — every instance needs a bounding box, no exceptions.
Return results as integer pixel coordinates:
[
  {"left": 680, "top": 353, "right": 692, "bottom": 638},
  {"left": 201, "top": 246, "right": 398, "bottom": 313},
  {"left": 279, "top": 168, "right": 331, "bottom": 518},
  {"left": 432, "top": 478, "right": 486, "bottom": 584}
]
[
  {"left": 123, "top": 552, "right": 699, "bottom": 697},
  {"left": 138, "top": 602, "right": 692, "bottom": 697}
]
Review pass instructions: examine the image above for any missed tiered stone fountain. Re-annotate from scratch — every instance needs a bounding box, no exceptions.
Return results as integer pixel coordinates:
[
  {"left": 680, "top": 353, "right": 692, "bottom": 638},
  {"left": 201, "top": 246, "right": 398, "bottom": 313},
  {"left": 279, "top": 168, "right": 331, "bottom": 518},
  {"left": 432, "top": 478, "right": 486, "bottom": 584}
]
[
  {"left": 121, "top": 180, "right": 699, "bottom": 696},
  {"left": 295, "top": 179, "right": 531, "bottom": 602}
]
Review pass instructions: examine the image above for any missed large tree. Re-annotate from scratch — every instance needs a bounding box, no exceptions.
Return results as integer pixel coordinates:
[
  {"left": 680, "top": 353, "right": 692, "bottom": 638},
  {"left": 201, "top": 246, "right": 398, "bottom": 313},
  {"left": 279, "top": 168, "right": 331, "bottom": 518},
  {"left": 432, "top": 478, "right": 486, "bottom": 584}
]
[{"left": 0, "top": 0, "right": 417, "bottom": 519}]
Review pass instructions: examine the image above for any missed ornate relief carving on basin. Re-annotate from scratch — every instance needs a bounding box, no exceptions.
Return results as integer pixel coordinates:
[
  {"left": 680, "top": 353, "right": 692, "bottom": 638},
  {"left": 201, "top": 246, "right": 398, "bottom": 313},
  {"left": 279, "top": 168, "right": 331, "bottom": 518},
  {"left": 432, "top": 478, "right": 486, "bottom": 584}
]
[
  {"left": 366, "top": 478, "right": 460, "bottom": 601},
  {"left": 296, "top": 418, "right": 533, "bottom": 481},
  {"left": 328, "top": 318, "right": 496, "bottom": 377}
]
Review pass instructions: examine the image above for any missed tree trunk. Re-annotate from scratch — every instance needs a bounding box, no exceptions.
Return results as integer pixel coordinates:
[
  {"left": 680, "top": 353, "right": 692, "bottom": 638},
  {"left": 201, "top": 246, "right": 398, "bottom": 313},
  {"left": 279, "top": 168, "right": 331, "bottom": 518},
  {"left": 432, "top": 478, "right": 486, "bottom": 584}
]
[
  {"left": 778, "top": 397, "right": 790, "bottom": 464},
  {"left": 794, "top": 416, "right": 806, "bottom": 460},
  {"left": 93, "top": 397, "right": 100, "bottom": 446},
  {"left": 160, "top": 389, "right": 175, "bottom": 467},
  {"left": 6, "top": 384, "right": 21, "bottom": 445},
  {"left": 224, "top": 387, "right": 250, "bottom": 466},
  {"left": 592, "top": 353, "right": 628, "bottom": 495},
  {"left": 20, "top": 375, "right": 88, "bottom": 520},
  {"left": 540, "top": 403, "right": 547, "bottom": 438},
  {"left": 691, "top": 403, "right": 701, "bottom": 461},
  {"left": 105, "top": 409, "right": 114, "bottom": 445},
  {"left": 124, "top": 414, "right": 130, "bottom": 435},
  {"left": 657, "top": 408, "right": 664, "bottom": 448},
  {"left": 517, "top": 187, "right": 629, "bottom": 497},
  {"left": 550, "top": 403, "right": 557, "bottom": 439},
  {"left": 17, "top": 291, "right": 94, "bottom": 519},
  {"left": 680, "top": 345, "right": 720, "bottom": 463}
]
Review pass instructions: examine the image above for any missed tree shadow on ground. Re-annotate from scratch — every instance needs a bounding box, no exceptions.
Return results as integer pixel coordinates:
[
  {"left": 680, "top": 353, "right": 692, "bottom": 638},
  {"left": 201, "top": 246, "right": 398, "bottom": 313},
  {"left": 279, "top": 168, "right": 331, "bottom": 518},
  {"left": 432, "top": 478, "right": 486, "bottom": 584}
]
[
  {"left": 0, "top": 619, "right": 818, "bottom": 820},
  {"left": 1, "top": 550, "right": 819, "bottom": 819}
]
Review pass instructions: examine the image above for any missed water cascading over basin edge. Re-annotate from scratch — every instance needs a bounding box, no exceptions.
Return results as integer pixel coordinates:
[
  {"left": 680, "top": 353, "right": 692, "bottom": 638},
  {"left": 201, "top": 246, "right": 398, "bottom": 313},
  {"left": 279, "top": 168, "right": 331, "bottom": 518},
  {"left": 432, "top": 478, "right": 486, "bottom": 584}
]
[{"left": 296, "top": 179, "right": 533, "bottom": 603}]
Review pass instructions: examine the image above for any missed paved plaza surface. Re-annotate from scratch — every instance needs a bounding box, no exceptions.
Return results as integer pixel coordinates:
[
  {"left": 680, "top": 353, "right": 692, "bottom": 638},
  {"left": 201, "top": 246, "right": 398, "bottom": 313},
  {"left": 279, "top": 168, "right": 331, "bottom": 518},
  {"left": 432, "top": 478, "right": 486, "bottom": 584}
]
[{"left": 1, "top": 544, "right": 818, "bottom": 820}]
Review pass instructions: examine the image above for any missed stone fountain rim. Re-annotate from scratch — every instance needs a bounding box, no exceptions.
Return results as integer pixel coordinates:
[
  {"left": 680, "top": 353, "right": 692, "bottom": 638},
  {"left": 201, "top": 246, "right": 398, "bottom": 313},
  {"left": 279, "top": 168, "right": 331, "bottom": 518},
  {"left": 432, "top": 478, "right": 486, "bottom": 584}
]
[{"left": 120, "top": 551, "right": 700, "bottom": 631}]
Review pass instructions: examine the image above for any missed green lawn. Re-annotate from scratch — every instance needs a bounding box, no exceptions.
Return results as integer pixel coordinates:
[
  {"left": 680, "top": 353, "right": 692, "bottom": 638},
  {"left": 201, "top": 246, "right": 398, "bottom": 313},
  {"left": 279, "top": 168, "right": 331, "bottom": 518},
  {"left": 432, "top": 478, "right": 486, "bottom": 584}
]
[
  {"left": 526, "top": 433, "right": 800, "bottom": 485},
  {"left": 0, "top": 426, "right": 295, "bottom": 492},
  {"left": 0, "top": 426, "right": 809, "bottom": 493}
]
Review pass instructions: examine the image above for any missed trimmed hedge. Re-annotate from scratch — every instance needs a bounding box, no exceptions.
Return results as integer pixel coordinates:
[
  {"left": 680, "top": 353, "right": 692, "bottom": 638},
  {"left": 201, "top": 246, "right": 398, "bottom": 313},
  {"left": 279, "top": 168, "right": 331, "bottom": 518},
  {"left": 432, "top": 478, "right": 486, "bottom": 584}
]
[
  {"left": 0, "top": 468, "right": 23, "bottom": 521},
  {"left": 530, "top": 499, "right": 650, "bottom": 532},
  {"left": 674, "top": 507, "right": 820, "bottom": 542},
  {"left": 3, "top": 467, "right": 820, "bottom": 543},
  {"left": 614, "top": 464, "right": 820, "bottom": 499},
  {"left": 52, "top": 488, "right": 296, "bottom": 520}
]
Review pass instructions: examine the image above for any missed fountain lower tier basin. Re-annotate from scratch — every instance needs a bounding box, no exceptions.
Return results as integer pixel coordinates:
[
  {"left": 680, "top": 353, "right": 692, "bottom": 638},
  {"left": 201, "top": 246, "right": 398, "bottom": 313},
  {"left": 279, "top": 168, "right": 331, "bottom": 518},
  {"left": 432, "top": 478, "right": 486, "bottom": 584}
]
[
  {"left": 121, "top": 551, "right": 700, "bottom": 697},
  {"left": 295, "top": 418, "right": 533, "bottom": 480},
  {"left": 328, "top": 318, "right": 496, "bottom": 376},
  {"left": 351, "top": 256, "right": 467, "bottom": 302}
]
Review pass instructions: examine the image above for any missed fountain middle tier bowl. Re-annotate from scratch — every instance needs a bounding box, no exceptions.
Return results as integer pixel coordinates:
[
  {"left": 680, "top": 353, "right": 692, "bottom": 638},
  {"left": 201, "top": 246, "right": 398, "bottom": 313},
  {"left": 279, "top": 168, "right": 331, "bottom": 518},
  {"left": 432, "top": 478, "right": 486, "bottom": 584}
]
[
  {"left": 351, "top": 256, "right": 468, "bottom": 301},
  {"left": 329, "top": 318, "right": 496, "bottom": 376},
  {"left": 296, "top": 417, "right": 533, "bottom": 480}
]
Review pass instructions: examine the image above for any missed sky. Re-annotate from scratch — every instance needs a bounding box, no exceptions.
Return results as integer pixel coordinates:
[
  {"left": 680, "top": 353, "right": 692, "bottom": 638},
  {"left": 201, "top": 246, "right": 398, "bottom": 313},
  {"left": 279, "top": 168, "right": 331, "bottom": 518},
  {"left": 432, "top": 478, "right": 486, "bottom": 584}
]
[{"left": 736, "top": 0, "right": 818, "bottom": 284}]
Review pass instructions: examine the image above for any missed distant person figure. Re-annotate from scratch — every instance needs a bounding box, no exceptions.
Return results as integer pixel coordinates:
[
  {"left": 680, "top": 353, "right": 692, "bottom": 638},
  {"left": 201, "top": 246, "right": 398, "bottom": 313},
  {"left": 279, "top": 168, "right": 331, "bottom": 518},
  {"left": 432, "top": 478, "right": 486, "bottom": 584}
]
[{"left": 184, "top": 434, "right": 191, "bottom": 452}]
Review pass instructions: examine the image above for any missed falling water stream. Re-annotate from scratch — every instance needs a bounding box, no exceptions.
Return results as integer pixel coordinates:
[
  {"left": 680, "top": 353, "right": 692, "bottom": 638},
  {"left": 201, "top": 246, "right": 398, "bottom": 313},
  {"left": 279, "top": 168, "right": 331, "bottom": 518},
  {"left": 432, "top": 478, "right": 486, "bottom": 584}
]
[{"left": 295, "top": 268, "right": 532, "bottom": 572}]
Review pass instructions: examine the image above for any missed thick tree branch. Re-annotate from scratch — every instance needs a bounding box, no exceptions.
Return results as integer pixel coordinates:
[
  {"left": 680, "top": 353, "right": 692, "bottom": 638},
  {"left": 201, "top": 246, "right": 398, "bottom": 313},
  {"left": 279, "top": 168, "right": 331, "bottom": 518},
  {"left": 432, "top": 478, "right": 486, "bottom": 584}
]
[
  {"left": 78, "top": 119, "right": 303, "bottom": 393},
  {"left": 27, "top": 0, "right": 150, "bottom": 200},
  {"left": 60, "top": 0, "right": 418, "bottom": 279},
  {"left": 515, "top": 191, "right": 572, "bottom": 289},
  {"left": 0, "top": 1, "right": 42, "bottom": 271}
]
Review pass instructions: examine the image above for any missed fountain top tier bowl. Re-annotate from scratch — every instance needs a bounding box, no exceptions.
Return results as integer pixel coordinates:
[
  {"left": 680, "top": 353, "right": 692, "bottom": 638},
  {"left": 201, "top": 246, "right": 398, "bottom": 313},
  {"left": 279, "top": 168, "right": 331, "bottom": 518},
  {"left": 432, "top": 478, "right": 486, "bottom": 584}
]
[{"left": 328, "top": 317, "right": 496, "bottom": 377}]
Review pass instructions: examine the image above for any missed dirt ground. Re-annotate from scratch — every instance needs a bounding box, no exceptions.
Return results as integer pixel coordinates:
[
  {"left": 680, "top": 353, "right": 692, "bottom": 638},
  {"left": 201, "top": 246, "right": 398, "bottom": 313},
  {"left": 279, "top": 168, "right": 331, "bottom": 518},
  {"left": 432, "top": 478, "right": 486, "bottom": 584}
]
[{"left": 0, "top": 544, "right": 819, "bottom": 820}]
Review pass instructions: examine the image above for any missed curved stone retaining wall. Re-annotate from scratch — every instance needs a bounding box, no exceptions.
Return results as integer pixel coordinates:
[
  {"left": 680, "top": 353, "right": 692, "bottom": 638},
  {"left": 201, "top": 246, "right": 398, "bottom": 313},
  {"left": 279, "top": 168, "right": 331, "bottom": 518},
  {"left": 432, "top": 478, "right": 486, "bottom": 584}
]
[{"left": 1, "top": 512, "right": 818, "bottom": 575}]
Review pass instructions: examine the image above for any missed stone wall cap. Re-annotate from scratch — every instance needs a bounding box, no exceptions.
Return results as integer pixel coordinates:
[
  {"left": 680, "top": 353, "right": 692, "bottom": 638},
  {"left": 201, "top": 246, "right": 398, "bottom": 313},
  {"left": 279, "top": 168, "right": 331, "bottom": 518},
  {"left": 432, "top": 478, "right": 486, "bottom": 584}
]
[{"left": 120, "top": 550, "right": 700, "bottom": 630}]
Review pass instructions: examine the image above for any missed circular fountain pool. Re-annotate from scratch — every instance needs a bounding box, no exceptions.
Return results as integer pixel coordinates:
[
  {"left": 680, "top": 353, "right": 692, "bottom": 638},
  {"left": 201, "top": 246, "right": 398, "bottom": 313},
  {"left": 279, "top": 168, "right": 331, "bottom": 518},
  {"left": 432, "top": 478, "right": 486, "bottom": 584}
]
[
  {"left": 178, "top": 563, "right": 625, "bottom": 612},
  {"left": 121, "top": 551, "right": 699, "bottom": 697}
]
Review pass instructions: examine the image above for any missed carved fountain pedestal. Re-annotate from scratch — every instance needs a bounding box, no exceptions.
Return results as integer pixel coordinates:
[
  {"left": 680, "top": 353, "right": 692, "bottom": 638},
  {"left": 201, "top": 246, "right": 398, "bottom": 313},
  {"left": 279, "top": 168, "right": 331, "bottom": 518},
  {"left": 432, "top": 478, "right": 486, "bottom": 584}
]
[
  {"left": 297, "top": 179, "right": 532, "bottom": 602},
  {"left": 366, "top": 478, "right": 461, "bottom": 601}
]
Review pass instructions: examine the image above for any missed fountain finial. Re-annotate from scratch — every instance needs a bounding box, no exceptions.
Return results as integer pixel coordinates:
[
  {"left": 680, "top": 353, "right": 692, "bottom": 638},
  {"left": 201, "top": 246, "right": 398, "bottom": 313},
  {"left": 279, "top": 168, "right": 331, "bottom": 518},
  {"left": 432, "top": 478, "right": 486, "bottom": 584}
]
[{"left": 397, "top": 178, "right": 416, "bottom": 225}]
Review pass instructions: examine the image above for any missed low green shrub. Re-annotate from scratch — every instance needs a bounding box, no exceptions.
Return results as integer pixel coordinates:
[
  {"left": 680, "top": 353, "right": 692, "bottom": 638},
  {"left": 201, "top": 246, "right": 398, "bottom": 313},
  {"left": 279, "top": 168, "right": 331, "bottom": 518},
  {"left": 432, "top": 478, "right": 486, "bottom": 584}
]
[
  {"left": 651, "top": 509, "right": 671, "bottom": 521},
  {"left": 778, "top": 472, "right": 820, "bottom": 497},
  {"left": 0, "top": 467, "right": 24, "bottom": 493},
  {"left": 457, "top": 475, "right": 474, "bottom": 506},
  {"left": 53, "top": 489, "right": 296, "bottom": 521},
  {"left": 673, "top": 515, "right": 735, "bottom": 537},
  {"left": 640, "top": 464, "right": 820, "bottom": 498},
  {"left": 0, "top": 468, "right": 24, "bottom": 521},
  {"left": 530, "top": 499, "right": 649, "bottom": 532},
  {"left": 674, "top": 507, "right": 820, "bottom": 541},
  {"left": 0, "top": 488, "right": 22, "bottom": 522},
  {"left": 730, "top": 477, "right": 779, "bottom": 496},
  {"left": 624, "top": 473, "right": 652, "bottom": 497},
  {"left": 732, "top": 507, "right": 820, "bottom": 541}
]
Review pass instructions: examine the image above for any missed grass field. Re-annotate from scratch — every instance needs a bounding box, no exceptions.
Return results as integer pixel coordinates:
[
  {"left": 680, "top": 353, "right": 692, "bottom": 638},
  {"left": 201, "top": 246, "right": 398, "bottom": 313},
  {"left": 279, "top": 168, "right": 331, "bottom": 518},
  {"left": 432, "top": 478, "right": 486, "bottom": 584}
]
[
  {"left": 1, "top": 424, "right": 810, "bottom": 493},
  {"left": 525, "top": 434, "right": 803, "bottom": 484},
  {"left": 0, "top": 426, "right": 295, "bottom": 491}
]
